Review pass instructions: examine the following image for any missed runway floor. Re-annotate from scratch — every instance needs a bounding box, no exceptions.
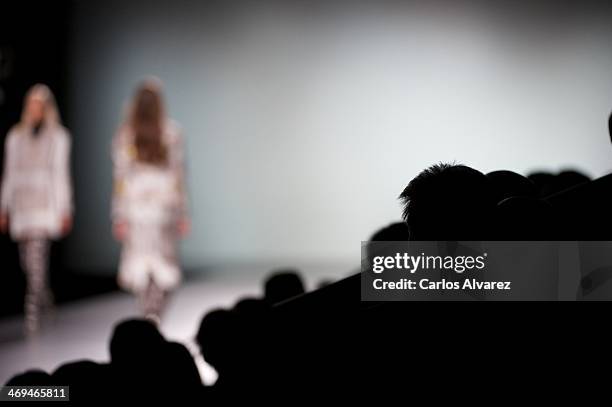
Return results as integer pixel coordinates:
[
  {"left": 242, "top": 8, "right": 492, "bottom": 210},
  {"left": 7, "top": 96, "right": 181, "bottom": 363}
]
[{"left": 0, "top": 263, "right": 352, "bottom": 385}]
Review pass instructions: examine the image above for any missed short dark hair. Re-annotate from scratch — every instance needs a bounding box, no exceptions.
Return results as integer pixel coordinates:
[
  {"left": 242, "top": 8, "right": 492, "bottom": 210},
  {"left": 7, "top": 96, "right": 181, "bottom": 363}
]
[
  {"left": 399, "top": 163, "right": 496, "bottom": 240},
  {"left": 264, "top": 270, "right": 305, "bottom": 304}
]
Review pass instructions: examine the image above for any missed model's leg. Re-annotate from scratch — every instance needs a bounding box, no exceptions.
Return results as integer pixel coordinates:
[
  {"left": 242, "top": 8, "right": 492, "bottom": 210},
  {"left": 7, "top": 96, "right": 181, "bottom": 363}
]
[
  {"left": 18, "top": 238, "right": 51, "bottom": 336},
  {"left": 140, "top": 278, "right": 168, "bottom": 323}
]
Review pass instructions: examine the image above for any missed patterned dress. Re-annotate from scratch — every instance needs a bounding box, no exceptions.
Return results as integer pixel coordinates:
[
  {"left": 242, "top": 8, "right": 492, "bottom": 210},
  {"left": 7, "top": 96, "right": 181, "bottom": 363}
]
[
  {"left": 1, "top": 124, "right": 73, "bottom": 333},
  {"left": 111, "top": 121, "right": 188, "bottom": 299},
  {"left": 1, "top": 125, "right": 72, "bottom": 239}
]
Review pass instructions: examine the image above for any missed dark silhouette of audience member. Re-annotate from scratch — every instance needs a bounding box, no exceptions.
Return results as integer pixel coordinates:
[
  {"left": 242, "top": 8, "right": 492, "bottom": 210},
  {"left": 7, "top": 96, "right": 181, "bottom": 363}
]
[
  {"left": 494, "top": 196, "right": 561, "bottom": 240},
  {"left": 233, "top": 296, "right": 270, "bottom": 318},
  {"left": 556, "top": 170, "right": 590, "bottom": 190},
  {"left": 5, "top": 369, "right": 53, "bottom": 386},
  {"left": 6, "top": 320, "right": 204, "bottom": 402},
  {"left": 527, "top": 171, "right": 555, "bottom": 197},
  {"left": 52, "top": 360, "right": 111, "bottom": 401},
  {"left": 264, "top": 270, "right": 305, "bottom": 304},
  {"left": 365, "top": 222, "right": 410, "bottom": 276},
  {"left": 399, "top": 163, "right": 497, "bottom": 240},
  {"left": 487, "top": 170, "right": 537, "bottom": 203},
  {"left": 529, "top": 170, "right": 590, "bottom": 197},
  {"left": 544, "top": 114, "right": 612, "bottom": 239},
  {"left": 369, "top": 221, "right": 410, "bottom": 242},
  {"left": 109, "top": 319, "right": 165, "bottom": 367},
  {"left": 109, "top": 319, "right": 174, "bottom": 400},
  {"left": 195, "top": 309, "right": 245, "bottom": 395}
]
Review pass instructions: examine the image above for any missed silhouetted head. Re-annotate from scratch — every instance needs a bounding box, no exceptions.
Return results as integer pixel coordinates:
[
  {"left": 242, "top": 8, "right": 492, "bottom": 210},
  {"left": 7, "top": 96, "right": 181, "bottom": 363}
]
[
  {"left": 487, "top": 170, "right": 537, "bottom": 203},
  {"left": 264, "top": 270, "right": 305, "bottom": 304},
  {"left": 369, "top": 222, "right": 410, "bottom": 242},
  {"left": 528, "top": 172, "right": 555, "bottom": 197},
  {"left": 529, "top": 170, "right": 590, "bottom": 197},
  {"left": 494, "top": 196, "right": 560, "bottom": 240},
  {"left": 53, "top": 360, "right": 106, "bottom": 382},
  {"left": 234, "top": 297, "right": 270, "bottom": 318},
  {"left": 195, "top": 309, "right": 241, "bottom": 374},
  {"left": 52, "top": 360, "right": 110, "bottom": 399},
  {"left": 555, "top": 170, "right": 590, "bottom": 192},
  {"left": 399, "top": 163, "right": 496, "bottom": 240},
  {"left": 109, "top": 318, "right": 166, "bottom": 367},
  {"left": 366, "top": 222, "right": 411, "bottom": 269},
  {"left": 5, "top": 370, "right": 52, "bottom": 386}
]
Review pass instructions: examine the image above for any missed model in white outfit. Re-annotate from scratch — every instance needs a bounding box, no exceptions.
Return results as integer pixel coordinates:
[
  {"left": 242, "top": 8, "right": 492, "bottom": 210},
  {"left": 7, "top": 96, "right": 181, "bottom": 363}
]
[
  {"left": 112, "top": 79, "right": 188, "bottom": 320},
  {"left": 0, "top": 84, "right": 73, "bottom": 335}
]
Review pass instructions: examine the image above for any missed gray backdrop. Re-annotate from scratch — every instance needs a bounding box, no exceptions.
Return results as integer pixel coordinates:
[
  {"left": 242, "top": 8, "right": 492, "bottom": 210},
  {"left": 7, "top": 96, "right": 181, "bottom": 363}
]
[{"left": 63, "top": 1, "right": 612, "bottom": 272}]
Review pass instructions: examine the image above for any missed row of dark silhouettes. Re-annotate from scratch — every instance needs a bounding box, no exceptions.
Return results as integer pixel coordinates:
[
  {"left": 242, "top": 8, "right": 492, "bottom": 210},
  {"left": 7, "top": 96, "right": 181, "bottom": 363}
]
[{"left": 4, "top": 163, "right": 610, "bottom": 401}]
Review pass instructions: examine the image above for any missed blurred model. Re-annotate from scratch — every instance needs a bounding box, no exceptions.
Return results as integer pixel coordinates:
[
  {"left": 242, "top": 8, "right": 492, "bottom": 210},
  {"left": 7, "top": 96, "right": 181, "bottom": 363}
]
[
  {"left": 112, "top": 79, "right": 189, "bottom": 321},
  {"left": 0, "top": 84, "right": 73, "bottom": 335}
]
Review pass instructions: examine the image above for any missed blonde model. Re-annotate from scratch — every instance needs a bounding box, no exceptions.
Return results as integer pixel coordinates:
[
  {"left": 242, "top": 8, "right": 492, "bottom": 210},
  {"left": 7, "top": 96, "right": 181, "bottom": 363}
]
[{"left": 0, "top": 84, "right": 73, "bottom": 335}]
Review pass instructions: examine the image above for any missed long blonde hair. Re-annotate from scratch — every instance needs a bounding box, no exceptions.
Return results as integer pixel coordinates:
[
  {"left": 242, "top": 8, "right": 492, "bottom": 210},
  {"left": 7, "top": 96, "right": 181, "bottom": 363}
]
[
  {"left": 20, "top": 84, "right": 61, "bottom": 129},
  {"left": 126, "top": 78, "right": 168, "bottom": 166}
]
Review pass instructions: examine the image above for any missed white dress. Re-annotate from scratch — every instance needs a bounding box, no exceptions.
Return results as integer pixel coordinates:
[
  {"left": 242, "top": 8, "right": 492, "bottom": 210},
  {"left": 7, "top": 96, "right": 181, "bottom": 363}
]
[
  {"left": 0, "top": 125, "right": 73, "bottom": 240},
  {"left": 112, "top": 121, "right": 188, "bottom": 293}
]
